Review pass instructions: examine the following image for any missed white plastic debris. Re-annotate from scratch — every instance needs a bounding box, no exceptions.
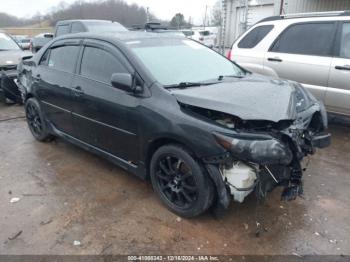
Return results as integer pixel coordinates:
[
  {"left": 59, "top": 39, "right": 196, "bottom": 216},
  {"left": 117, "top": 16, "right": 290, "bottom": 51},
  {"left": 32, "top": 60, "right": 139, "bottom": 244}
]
[
  {"left": 329, "top": 239, "right": 337, "bottom": 244},
  {"left": 176, "top": 217, "right": 182, "bottom": 222},
  {"left": 10, "top": 197, "right": 20, "bottom": 203},
  {"left": 73, "top": 240, "right": 81, "bottom": 246},
  {"left": 314, "top": 232, "right": 320, "bottom": 236},
  {"left": 243, "top": 223, "right": 249, "bottom": 230}
]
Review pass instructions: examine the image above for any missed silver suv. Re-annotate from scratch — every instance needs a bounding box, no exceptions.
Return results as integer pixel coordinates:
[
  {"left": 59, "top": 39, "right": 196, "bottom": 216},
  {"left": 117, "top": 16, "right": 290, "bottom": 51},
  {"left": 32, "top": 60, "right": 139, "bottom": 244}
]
[{"left": 229, "top": 11, "right": 350, "bottom": 116}]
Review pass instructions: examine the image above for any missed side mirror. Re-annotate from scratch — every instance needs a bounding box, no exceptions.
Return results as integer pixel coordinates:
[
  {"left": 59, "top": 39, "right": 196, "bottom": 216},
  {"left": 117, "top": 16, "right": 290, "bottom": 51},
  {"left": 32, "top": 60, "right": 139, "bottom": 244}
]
[
  {"left": 44, "top": 33, "right": 53, "bottom": 38},
  {"left": 111, "top": 73, "right": 133, "bottom": 92}
]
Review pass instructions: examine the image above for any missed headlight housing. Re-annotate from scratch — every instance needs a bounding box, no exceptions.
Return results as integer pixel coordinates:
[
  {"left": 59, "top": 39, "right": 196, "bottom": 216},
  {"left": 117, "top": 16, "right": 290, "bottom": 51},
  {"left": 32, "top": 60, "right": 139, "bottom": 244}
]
[
  {"left": 290, "top": 82, "right": 314, "bottom": 113},
  {"left": 213, "top": 133, "right": 293, "bottom": 165}
]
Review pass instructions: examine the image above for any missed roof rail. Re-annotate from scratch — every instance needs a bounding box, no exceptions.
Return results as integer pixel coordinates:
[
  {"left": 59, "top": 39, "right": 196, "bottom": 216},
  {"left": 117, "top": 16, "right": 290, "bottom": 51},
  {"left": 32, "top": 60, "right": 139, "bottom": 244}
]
[{"left": 281, "top": 10, "right": 349, "bottom": 19}]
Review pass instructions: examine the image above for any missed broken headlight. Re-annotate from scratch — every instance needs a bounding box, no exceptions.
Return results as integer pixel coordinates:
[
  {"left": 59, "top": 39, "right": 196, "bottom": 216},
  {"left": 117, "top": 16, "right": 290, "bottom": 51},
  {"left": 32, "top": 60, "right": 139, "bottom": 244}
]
[
  {"left": 213, "top": 133, "right": 293, "bottom": 165},
  {"left": 292, "top": 82, "right": 314, "bottom": 113}
]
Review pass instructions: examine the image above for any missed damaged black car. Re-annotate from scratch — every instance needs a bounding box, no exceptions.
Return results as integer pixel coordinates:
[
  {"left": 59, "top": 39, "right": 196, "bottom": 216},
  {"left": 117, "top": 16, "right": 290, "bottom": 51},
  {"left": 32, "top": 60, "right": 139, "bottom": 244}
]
[
  {"left": 0, "top": 31, "right": 31, "bottom": 104},
  {"left": 18, "top": 32, "right": 330, "bottom": 217}
]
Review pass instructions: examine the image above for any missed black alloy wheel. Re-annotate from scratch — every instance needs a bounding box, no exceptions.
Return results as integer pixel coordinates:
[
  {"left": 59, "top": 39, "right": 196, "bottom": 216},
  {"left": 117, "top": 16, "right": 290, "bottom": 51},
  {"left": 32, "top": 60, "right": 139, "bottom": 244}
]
[
  {"left": 26, "top": 102, "right": 43, "bottom": 137},
  {"left": 156, "top": 155, "right": 198, "bottom": 209},
  {"left": 25, "top": 98, "right": 53, "bottom": 142},
  {"left": 150, "top": 144, "right": 214, "bottom": 217}
]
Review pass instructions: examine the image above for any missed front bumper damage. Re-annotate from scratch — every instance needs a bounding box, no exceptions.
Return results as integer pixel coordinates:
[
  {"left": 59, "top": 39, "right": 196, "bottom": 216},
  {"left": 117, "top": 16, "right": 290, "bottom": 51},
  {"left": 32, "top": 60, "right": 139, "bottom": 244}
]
[
  {"left": 202, "top": 102, "right": 331, "bottom": 210},
  {"left": 0, "top": 70, "right": 22, "bottom": 104}
]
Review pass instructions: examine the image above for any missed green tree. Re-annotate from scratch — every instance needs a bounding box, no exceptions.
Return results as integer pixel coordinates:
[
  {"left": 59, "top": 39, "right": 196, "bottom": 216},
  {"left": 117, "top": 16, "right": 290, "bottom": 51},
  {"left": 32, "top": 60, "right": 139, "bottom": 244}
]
[
  {"left": 170, "top": 13, "right": 187, "bottom": 29},
  {"left": 211, "top": 0, "right": 222, "bottom": 26}
]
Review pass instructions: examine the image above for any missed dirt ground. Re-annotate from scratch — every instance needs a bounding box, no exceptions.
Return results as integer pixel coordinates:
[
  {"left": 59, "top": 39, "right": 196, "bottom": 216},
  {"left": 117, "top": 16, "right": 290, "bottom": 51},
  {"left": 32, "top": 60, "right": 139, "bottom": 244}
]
[{"left": 0, "top": 104, "right": 349, "bottom": 256}]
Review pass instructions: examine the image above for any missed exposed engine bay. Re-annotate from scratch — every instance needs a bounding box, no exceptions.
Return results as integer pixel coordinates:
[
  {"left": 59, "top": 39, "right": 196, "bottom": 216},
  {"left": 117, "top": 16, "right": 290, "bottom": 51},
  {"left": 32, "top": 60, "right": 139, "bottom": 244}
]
[{"left": 178, "top": 82, "right": 331, "bottom": 205}]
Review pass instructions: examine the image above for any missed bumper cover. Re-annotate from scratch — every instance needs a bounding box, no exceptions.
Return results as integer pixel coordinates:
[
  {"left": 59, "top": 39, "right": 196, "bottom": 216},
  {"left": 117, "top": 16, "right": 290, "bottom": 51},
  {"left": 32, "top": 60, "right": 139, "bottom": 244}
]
[{"left": 311, "top": 133, "right": 331, "bottom": 149}]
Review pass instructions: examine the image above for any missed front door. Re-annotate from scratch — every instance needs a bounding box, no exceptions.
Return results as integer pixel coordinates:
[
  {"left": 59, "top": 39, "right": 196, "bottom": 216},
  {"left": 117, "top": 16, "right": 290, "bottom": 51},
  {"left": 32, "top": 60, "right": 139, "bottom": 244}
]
[
  {"left": 70, "top": 40, "right": 140, "bottom": 163},
  {"left": 326, "top": 22, "right": 350, "bottom": 115},
  {"left": 264, "top": 22, "right": 337, "bottom": 103}
]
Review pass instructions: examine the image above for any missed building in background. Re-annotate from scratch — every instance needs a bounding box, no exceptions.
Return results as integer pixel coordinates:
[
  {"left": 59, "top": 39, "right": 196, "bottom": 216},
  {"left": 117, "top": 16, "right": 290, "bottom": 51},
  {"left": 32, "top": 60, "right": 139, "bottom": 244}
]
[{"left": 221, "top": 0, "right": 350, "bottom": 48}]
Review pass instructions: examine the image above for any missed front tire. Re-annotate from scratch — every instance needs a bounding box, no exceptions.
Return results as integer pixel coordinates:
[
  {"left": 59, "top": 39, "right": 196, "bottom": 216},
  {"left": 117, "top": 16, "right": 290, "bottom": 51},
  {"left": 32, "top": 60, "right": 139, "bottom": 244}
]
[
  {"left": 150, "top": 144, "right": 214, "bottom": 217},
  {"left": 25, "top": 98, "right": 53, "bottom": 142}
]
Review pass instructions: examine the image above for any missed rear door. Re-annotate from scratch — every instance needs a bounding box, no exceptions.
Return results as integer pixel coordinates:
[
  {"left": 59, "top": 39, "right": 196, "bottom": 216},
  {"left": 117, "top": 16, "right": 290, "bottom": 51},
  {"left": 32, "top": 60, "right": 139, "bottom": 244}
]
[
  {"left": 35, "top": 40, "right": 81, "bottom": 135},
  {"left": 70, "top": 39, "right": 140, "bottom": 163},
  {"left": 326, "top": 21, "right": 350, "bottom": 115},
  {"left": 264, "top": 22, "right": 337, "bottom": 102}
]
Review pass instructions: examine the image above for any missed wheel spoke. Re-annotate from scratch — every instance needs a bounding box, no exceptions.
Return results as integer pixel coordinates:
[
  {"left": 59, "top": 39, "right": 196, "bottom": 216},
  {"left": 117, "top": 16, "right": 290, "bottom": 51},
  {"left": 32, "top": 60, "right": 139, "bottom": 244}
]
[
  {"left": 160, "top": 182, "right": 170, "bottom": 190},
  {"left": 156, "top": 171, "right": 171, "bottom": 182},
  {"left": 166, "top": 157, "right": 174, "bottom": 173},
  {"left": 181, "top": 190, "right": 193, "bottom": 203},
  {"left": 182, "top": 183, "right": 196, "bottom": 192},
  {"left": 159, "top": 161, "right": 170, "bottom": 175}
]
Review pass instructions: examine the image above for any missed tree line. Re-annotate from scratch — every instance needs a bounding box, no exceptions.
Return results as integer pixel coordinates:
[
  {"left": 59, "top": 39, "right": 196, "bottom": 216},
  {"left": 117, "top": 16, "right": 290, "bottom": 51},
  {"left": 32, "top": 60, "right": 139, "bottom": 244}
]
[{"left": 0, "top": 0, "right": 153, "bottom": 28}]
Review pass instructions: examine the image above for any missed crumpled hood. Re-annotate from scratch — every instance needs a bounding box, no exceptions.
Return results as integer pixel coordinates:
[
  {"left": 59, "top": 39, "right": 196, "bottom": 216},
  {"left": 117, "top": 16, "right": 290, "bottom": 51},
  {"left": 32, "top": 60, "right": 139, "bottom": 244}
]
[
  {"left": 0, "top": 50, "right": 31, "bottom": 67},
  {"left": 171, "top": 74, "right": 298, "bottom": 122}
]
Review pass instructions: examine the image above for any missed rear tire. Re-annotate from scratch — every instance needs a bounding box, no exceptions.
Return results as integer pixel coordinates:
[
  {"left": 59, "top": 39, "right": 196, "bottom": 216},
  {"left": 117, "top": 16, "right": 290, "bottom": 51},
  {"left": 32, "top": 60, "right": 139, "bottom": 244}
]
[
  {"left": 25, "top": 98, "right": 54, "bottom": 142},
  {"left": 150, "top": 144, "right": 214, "bottom": 217}
]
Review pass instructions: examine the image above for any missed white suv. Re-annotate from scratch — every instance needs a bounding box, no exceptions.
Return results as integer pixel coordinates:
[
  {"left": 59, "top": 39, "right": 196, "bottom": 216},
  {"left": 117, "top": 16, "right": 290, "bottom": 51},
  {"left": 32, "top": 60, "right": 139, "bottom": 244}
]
[{"left": 229, "top": 11, "right": 350, "bottom": 116}]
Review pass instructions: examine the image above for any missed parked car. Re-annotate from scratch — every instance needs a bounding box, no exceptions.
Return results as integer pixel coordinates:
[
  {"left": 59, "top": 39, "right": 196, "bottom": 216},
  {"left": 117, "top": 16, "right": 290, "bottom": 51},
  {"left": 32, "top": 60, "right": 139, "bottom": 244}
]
[
  {"left": 18, "top": 38, "right": 31, "bottom": 50},
  {"left": 30, "top": 33, "right": 54, "bottom": 53},
  {"left": 229, "top": 11, "right": 350, "bottom": 116},
  {"left": 183, "top": 29, "right": 216, "bottom": 48},
  {"left": 12, "top": 35, "right": 31, "bottom": 50},
  {"left": 130, "top": 22, "right": 185, "bottom": 37},
  {"left": 54, "top": 19, "right": 127, "bottom": 37},
  {"left": 18, "top": 32, "right": 330, "bottom": 217},
  {"left": 0, "top": 31, "right": 31, "bottom": 103}
]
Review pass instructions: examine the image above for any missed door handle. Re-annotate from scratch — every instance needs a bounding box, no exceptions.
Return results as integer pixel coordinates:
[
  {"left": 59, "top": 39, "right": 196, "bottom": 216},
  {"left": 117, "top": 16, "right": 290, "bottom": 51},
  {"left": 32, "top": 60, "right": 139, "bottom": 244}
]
[
  {"left": 73, "top": 86, "right": 84, "bottom": 96},
  {"left": 267, "top": 57, "right": 283, "bottom": 62},
  {"left": 335, "top": 65, "right": 350, "bottom": 71}
]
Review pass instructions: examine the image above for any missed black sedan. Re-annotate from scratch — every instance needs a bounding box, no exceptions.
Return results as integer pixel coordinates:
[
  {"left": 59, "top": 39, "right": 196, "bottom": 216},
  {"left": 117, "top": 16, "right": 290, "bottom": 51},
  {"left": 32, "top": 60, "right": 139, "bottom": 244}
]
[{"left": 17, "top": 32, "right": 330, "bottom": 217}]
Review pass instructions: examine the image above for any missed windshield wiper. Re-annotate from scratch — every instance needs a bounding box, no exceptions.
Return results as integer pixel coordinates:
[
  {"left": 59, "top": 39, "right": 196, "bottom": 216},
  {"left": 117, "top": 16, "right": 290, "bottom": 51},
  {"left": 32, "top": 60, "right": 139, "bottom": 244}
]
[
  {"left": 165, "top": 81, "right": 209, "bottom": 89},
  {"left": 218, "top": 74, "right": 245, "bottom": 80}
]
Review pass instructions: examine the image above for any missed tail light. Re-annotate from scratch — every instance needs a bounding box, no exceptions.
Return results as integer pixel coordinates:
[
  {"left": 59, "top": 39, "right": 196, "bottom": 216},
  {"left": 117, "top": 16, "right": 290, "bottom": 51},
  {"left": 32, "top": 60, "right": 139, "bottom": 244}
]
[{"left": 227, "top": 50, "right": 232, "bottom": 60}]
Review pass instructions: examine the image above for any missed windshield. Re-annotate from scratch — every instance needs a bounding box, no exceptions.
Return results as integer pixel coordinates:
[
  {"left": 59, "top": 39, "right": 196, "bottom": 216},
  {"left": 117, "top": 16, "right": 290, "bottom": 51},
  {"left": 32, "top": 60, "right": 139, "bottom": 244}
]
[
  {"left": 128, "top": 38, "right": 244, "bottom": 86},
  {"left": 0, "top": 33, "right": 20, "bottom": 50},
  {"left": 84, "top": 21, "right": 127, "bottom": 32}
]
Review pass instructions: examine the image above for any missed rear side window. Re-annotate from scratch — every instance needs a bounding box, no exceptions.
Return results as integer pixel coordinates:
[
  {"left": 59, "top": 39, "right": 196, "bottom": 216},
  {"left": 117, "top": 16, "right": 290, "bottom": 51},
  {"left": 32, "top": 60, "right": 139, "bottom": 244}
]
[
  {"left": 270, "top": 22, "right": 335, "bottom": 56},
  {"left": 71, "top": 22, "right": 85, "bottom": 34},
  {"left": 340, "top": 23, "right": 350, "bottom": 59},
  {"left": 56, "top": 25, "right": 70, "bottom": 37},
  {"left": 48, "top": 45, "right": 80, "bottom": 73},
  {"left": 238, "top": 25, "right": 274, "bottom": 48},
  {"left": 80, "top": 46, "right": 128, "bottom": 83}
]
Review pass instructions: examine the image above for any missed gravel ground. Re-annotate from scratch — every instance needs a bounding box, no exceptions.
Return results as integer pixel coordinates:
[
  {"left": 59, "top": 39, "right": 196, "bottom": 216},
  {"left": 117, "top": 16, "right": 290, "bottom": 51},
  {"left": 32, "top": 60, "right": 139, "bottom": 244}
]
[{"left": 0, "top": 104, "right": 349, "bottom": 255}]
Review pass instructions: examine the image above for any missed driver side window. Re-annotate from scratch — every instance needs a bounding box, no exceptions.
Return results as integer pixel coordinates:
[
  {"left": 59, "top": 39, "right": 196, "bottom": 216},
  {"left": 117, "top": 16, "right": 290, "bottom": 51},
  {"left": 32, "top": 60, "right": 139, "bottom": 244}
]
[{"left": 80, "top": 46, "right": 128, "bottom": 84}]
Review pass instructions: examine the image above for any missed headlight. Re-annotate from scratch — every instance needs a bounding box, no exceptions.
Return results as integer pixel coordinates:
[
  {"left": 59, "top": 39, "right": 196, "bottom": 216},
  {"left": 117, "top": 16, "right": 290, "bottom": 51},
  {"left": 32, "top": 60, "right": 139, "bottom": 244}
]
[
  {"left": 291, "top": 82, "right": 314, "bottom": 113},
  {"left": 213, "top": 133, "right": 293, "bottom": 165}
]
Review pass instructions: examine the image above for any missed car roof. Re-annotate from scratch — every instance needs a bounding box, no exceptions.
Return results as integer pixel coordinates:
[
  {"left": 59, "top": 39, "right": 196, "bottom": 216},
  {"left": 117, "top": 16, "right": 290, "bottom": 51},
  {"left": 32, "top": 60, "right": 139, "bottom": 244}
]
[
  {"left": 55, "top": 31, "right": 184, "bottom": 43},
  {"left": 259, "top": 11, "right": 350, "bottom": 23},
  {"left": 56, "top": 19, "right": 114, "bottom": 25}
]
